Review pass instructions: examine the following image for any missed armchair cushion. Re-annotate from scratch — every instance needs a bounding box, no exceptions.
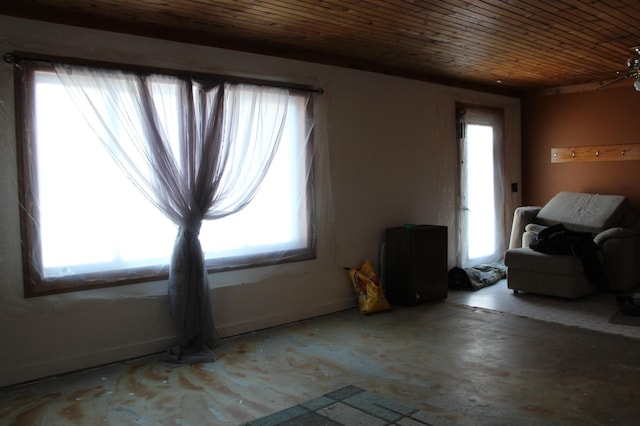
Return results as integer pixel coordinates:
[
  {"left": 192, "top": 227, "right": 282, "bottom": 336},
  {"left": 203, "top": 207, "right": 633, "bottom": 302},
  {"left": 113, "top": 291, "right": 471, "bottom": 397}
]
[
  {"left": 535, "top": 191, "right": 628, "bottom": 234},
  {"left": 504, "top": 248, "right": 595, "bottom": 299},
  {"left": 524, "top": 223, "right": 546, "bottom": 234}
]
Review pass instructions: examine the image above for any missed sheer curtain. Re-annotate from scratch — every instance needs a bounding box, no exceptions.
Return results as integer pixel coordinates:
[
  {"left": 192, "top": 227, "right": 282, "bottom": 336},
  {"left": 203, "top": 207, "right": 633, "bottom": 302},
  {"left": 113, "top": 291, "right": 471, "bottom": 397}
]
[{"left": 55, "top": 64, "right": 294, "bottom": 362}]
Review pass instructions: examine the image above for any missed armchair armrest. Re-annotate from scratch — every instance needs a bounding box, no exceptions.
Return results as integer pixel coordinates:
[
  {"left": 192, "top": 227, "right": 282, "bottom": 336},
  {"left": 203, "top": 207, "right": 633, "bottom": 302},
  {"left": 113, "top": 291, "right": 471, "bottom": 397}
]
[
  {"left": 509, "top": 206, "right": 542, "bottom": 249},
  {"left": 594, "top": 227, "right": 638, "bottom": 291},
  {"left": 593, "top": 227, "right": 634, "bottom": 247}
]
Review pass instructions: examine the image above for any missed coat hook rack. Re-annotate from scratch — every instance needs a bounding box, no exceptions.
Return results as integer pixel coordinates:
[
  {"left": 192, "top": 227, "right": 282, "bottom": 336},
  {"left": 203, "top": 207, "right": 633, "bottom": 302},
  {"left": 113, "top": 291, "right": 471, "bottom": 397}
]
[{"left": 551, "top": 143, "right": 640, "bottom": 163}]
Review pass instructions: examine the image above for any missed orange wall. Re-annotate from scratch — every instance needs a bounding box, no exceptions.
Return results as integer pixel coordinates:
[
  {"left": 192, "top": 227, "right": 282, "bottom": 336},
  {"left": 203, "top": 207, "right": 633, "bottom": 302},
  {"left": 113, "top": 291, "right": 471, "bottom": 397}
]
[{"left": 522, "top": 81, "right": 640, "bottom": 211}]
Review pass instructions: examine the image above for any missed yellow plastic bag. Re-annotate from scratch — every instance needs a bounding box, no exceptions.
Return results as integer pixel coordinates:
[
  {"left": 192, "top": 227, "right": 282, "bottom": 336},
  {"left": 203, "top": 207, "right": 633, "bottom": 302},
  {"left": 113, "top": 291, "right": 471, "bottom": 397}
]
[{"left": 346, "top": 260, "right": 390, "bottom": 314}]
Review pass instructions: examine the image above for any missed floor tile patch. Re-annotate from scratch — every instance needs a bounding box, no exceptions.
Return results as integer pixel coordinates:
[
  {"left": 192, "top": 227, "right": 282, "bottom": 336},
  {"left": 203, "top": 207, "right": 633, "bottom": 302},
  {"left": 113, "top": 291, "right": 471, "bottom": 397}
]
[{"left": 243, "top": 386, "right": 426, "bottom": 426}]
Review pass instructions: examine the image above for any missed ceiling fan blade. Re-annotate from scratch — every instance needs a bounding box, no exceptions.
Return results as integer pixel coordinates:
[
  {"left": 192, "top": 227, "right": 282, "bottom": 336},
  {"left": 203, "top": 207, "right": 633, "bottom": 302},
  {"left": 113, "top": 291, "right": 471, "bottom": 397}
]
[
  {"left": 597, "top": 74, "right": 629, "bottom": 88},
  {"left": 569, "top": 70, "right": 624, "bottom": 79}
]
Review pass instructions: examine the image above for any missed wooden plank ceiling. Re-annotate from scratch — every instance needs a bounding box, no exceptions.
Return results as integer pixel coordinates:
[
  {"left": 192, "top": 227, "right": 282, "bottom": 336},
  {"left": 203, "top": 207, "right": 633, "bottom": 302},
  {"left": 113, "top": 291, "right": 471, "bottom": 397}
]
[{"left": 2, "top": 0, "right": 640, "bottom": 94}]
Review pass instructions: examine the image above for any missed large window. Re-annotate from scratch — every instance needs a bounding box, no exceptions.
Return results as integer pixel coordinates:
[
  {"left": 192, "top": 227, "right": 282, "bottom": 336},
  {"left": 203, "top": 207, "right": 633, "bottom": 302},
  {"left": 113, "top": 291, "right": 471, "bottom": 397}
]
[{"left": 16, "top": 59, "right": 316, "bottom": 296}]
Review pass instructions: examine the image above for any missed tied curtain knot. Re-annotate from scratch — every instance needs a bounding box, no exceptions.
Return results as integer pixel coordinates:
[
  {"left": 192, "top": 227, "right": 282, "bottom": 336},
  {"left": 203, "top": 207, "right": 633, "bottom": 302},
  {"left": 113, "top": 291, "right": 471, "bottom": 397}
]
[{"left": 183, "top": 211, "right": 203, "bottom": 237}]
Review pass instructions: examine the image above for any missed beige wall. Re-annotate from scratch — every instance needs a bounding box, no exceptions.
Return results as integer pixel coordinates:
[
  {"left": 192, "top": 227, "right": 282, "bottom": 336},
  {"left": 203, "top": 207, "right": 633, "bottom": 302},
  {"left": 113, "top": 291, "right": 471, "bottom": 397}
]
[
  {"left": 0, "top": 16, "right": 520, "bottom": 387},
  {"left": 522, "top": 83, "right": 640, "bottom": 210}
]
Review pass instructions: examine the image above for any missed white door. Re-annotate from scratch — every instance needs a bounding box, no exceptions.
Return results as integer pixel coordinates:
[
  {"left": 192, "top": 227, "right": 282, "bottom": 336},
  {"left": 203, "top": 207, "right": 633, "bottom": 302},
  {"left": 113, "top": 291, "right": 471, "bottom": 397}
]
[{"left": 457, "top": 105, "right": 505, "bottom": 268}]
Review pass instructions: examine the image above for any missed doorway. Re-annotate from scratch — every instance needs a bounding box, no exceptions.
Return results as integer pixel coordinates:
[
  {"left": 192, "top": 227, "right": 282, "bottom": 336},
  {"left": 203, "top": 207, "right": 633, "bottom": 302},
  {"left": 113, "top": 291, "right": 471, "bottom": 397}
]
[{"left": 456, "top": 104, "right": 506, "bottom": 268}]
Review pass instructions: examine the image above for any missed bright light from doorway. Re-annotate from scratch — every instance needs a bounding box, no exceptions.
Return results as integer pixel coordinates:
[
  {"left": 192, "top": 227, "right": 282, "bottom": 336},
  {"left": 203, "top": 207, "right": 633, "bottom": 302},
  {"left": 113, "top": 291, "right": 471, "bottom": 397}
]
[{"left": 465, "top": 124, "right": 495, "bottom": 260}]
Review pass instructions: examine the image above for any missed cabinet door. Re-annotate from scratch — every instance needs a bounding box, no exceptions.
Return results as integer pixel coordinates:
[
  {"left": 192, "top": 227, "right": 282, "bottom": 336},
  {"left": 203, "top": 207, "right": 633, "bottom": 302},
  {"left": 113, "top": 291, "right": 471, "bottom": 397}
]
[
  {"left": 409, "top": 226, "right": 447, "bottom": 303},
  {"left": 384, "top": 227, "right": 412, "bottom": 305},
  {"left": 385, "top": 226, "right": 447, "bottom": 305}
]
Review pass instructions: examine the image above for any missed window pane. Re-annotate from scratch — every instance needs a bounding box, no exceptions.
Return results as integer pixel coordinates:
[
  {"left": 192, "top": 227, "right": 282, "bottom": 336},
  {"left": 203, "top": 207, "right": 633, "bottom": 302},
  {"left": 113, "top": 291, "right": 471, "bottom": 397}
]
[
  {"left": 34, "top": 72, "right": 177, "bottom": 277},
  {"left": 199, "top": 95, "right": 308, "bottom": 257}
]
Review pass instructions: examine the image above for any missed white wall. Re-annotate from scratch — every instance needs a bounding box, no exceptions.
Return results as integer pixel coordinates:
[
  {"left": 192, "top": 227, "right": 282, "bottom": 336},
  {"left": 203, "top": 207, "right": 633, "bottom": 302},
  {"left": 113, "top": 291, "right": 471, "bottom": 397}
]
[{"left": 0, "top": 16, "right": 521, "bottom": 387}]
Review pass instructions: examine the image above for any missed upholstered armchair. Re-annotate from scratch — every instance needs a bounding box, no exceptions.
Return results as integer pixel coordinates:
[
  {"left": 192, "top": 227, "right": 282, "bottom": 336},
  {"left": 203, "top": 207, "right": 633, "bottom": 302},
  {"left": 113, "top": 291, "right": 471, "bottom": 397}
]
[{"left": 504, "top": 192, "right": 640, "bottom": 298}]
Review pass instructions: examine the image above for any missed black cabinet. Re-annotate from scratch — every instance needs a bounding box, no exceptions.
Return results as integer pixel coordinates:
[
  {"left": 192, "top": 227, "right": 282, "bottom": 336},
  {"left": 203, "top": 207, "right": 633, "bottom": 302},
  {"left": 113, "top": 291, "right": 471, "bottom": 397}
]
[{"left": 384, "top": 225, "right": 448, "bottom": 305}]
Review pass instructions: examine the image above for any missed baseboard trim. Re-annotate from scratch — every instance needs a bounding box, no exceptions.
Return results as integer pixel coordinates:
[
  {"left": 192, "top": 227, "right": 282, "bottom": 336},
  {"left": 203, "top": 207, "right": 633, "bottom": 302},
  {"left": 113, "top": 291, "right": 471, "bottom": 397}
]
[
  {"left": 216, "top": 297, "right": 356, "bottom": 338},
  {"left": 0, "top": 336, "right": 175, "bottom": 389},
  {"left": 0, "top": 297, "right": 357, "bottom": 388}
]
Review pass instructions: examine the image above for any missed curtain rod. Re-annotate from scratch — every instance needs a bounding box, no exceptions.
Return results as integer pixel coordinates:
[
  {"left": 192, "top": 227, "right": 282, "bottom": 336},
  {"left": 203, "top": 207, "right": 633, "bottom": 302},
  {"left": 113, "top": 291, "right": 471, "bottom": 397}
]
[{"left": 3, "top": 51, "right": 324, "bottom": 95}]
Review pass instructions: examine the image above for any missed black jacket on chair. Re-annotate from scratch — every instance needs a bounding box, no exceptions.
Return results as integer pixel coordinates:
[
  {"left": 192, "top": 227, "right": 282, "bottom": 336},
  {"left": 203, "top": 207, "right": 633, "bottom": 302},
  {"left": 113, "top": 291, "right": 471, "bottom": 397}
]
[{"left": 530, "top": 224, "right": 609, "bottom": 290}]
